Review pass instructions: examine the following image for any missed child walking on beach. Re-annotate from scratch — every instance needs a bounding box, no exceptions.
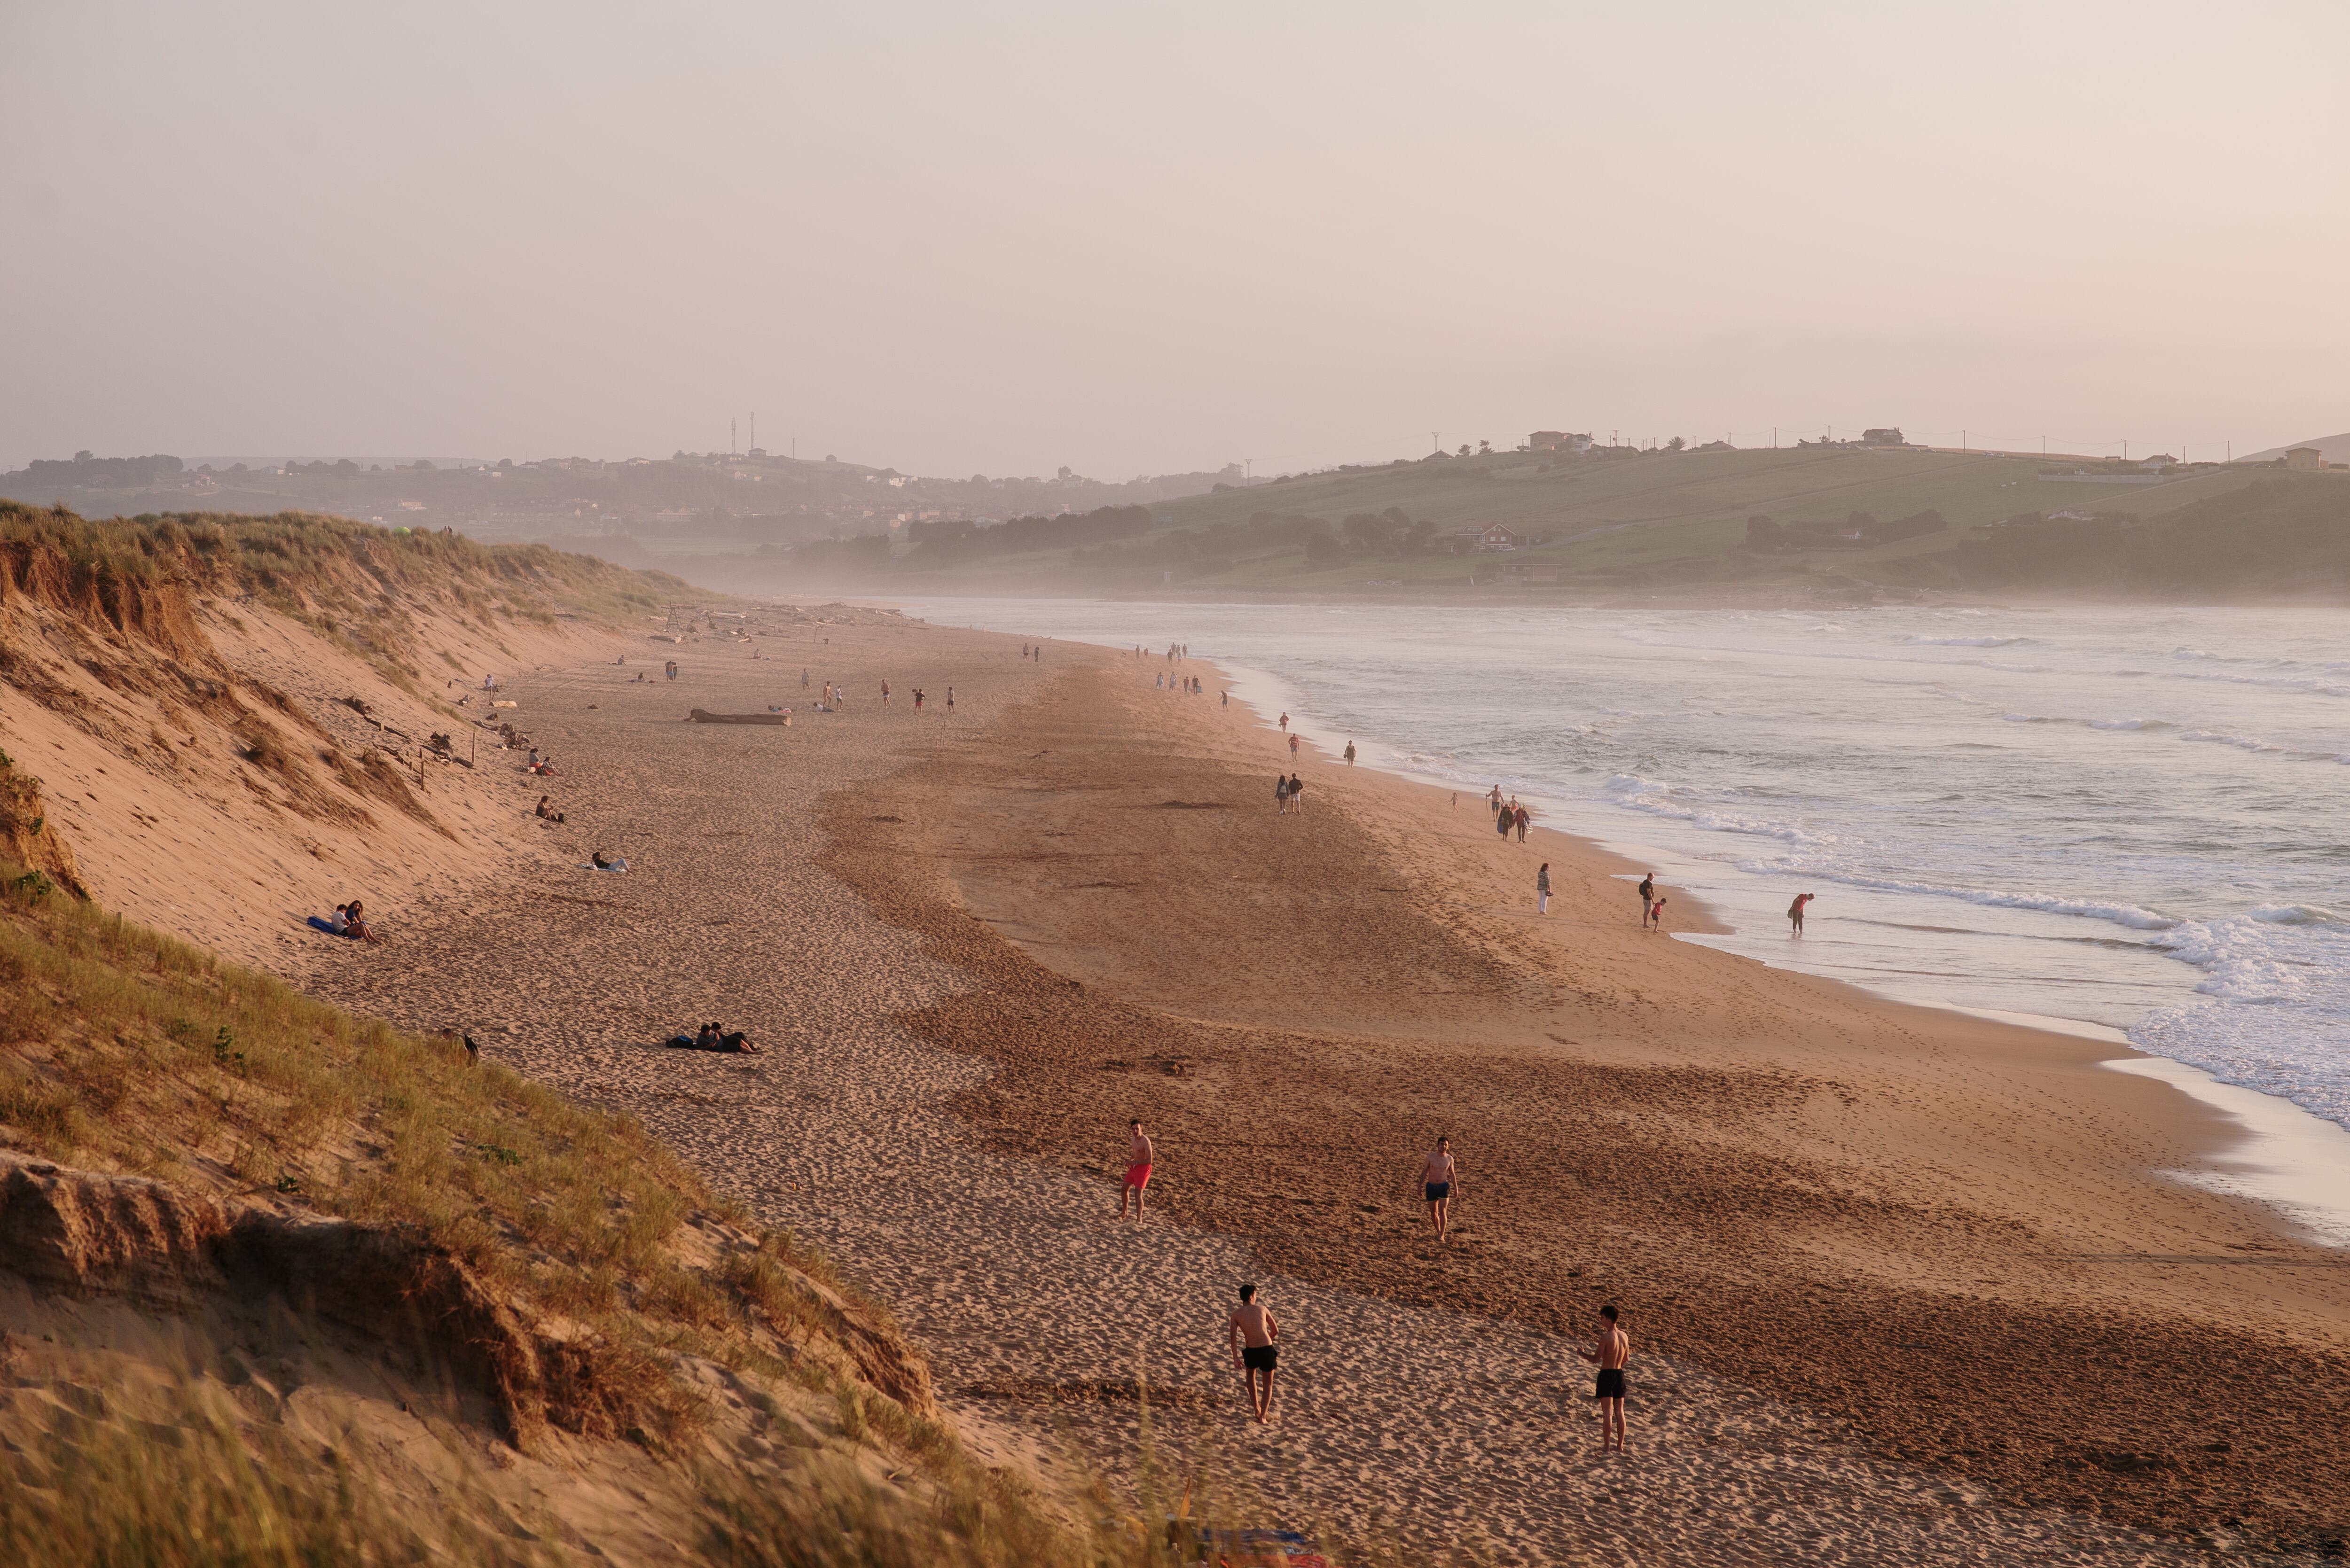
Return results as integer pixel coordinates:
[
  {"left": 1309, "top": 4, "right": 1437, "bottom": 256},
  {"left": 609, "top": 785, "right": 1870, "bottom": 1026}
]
[{"left": 1230, "top": 1284, "right": 1281, "bottom": 1425}]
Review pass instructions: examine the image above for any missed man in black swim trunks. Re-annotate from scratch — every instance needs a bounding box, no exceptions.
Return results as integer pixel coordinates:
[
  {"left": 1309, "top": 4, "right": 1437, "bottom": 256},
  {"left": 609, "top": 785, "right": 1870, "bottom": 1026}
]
[
  {"left": 1581, "top": 1303, "right": 1632, "bottom": 1452},
  {"left": 1416, "top": 1136, "right": 1459, "bottom": 1244},
  {"left": 1229, "top": 1283, "right": 1281, "bottom": 1424}
]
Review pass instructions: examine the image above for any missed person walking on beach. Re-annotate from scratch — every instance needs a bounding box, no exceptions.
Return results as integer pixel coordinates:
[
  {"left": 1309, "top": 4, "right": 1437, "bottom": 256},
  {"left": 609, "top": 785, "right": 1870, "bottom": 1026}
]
[
  {"left": 1496, "top": 803, "right": 1513, "bottom": 840},
  {"left": 1286, "top": 773, "right": 1306, "bottom": 812},
  {"left": 1488, "top": 784, "right": 1503, "bottom": 818},
  {"left": 1119, "top": 1119, "right": 1154, "bottom": 1222},
  {"left": 1637, "top": 873, "right": 1654, "bottom": 923},
  {"left": 1344, "top": 741, "right": 1357, "bottom": 766},
  {"left": 1582, "top": 1304, "right": 1632, "bottom": 1452},
  {"left": 1514, "top": 802, "right": 1530, "bottom": 843},
  {"left": 1788, "top": 892, "right": 1815, "bottom": 935},
  {"left": 1279, "top": 712, "right": 1289, "bottom": 733},
  {"left": 801, "top": 667, "right": 809, "bottom": 689},
  {"left": 1537, "top": 863, "right": 1551, "bottom": 914},
  {"left": 945, "top": 686, "right": 954, "bottom": 712},
  {"left": 1221, "top": 690, "right": 1228, "bottom": 708},
  {"left": 881, "top": 680, "right": 891, "bottom": 707},
  {"left": 1288, "top": 732, "right": 1300, "bottom": 758},
  {"left": 1275, "top": 774, "right": 1291, "bottom": 815},
  {"left": 1230, "top": 1284, "right": 1281, "bottom": 1424},
  {"left": 1417, "top": 1136, "right": 1459, "bottom": 1243}
]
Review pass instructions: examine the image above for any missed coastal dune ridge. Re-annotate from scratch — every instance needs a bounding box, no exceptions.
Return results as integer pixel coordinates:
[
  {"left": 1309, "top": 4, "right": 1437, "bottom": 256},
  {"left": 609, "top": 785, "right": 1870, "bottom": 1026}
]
[{"left": 286, "top": 606, "right": 2349, "bottom": 1562}]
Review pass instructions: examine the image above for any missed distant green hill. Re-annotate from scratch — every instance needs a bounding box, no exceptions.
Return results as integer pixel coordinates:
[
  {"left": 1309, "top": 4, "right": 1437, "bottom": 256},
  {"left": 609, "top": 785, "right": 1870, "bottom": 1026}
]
[{"left": 824, "top": 446, "right": 2350, "bottom": 603}]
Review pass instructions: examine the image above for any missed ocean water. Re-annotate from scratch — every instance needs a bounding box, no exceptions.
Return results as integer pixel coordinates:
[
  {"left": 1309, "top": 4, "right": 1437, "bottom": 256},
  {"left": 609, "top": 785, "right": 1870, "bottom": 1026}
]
[{"left": 902, "top": 599, "right": 2350, "bottom": 1140}]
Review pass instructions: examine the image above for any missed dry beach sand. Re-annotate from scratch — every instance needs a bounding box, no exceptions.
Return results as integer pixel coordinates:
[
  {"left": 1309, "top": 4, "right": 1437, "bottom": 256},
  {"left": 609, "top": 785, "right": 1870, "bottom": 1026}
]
[{"left": 285, "top": 609, "right": 2350, "bottom": 1564}]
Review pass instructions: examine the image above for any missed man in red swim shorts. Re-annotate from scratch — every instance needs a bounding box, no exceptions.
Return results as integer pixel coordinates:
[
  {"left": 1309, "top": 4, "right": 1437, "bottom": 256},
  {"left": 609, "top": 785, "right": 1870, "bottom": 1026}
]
[{"left": 1119, "top": 1118, "right": 1154, "bottom": 1223}]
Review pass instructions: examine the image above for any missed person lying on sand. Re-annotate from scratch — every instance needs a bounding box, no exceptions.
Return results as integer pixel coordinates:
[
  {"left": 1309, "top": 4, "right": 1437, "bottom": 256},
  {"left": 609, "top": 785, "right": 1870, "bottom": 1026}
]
[
  {"left": 1417, "top": 1136, "right": 1458, "bottom": 1243},
  {"left": 666, "top": 1022, "right": 757, "bottom": 1053},
  {"left": 1119, "top": 1119, "right": 1154, "bottom": 1223},
  {"left": 1581, "top": 1304, "right": 1632, "bottom": 1452},
  {"left": 1229, "top": 1284, "right": 1281, "bottom": 1425}
]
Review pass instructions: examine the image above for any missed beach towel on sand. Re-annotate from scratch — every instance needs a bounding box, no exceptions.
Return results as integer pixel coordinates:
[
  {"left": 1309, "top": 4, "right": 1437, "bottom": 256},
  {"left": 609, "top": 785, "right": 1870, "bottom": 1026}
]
[{"left": 579, "top": 859, "right": 629, "bottom": 872}]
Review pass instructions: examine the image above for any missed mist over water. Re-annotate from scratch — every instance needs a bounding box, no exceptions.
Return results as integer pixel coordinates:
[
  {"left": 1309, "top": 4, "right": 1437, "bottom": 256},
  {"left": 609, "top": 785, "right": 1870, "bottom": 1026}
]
[{"left": 907, "top": 599, "right": 2350, "bottom": 1136}]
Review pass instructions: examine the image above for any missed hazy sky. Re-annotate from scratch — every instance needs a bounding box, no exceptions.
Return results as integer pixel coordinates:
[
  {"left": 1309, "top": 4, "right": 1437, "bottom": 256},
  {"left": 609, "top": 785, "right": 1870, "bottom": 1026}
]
[{"left": 6, "top": 1, "right": 2346, "bottom": 476}]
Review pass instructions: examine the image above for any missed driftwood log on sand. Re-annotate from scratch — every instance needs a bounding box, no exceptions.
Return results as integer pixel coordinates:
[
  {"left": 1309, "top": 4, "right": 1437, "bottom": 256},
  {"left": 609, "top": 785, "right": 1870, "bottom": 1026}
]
[{"left": 687, "top": 709, "right": 789, "bottom": 725}]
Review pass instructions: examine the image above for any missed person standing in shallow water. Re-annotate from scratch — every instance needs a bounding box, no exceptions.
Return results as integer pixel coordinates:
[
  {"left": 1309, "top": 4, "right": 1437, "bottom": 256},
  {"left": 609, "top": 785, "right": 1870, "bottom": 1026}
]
[
  {"left": 1344, "top": 740, "right": 1357, "bottom": 766},
  {"left": 1789, "top": 892, "right": 1814, "bottom": 934}
]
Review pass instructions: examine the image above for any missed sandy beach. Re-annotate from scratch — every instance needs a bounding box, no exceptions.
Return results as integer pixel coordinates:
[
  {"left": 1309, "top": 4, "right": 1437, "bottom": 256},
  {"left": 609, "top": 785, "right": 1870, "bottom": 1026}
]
[{"left": 293, "top": 609, "right": 2350, "bottom": 1565}]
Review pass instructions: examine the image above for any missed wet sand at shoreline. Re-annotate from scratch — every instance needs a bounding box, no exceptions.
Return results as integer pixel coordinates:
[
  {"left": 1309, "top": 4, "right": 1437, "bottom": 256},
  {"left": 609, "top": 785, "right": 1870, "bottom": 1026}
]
[{"left": 297, "top": 610, "right": 2349, "bottom": 1564}]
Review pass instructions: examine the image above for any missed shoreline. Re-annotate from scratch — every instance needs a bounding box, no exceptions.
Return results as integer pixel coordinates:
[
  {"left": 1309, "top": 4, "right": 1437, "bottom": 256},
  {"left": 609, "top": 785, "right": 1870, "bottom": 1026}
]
[
  {"left": 292, "top": 609, "right": 2350, "bottom": 1560},
  {"left": 950, "top": 614, "right": 2350, "bottom": 1251}
]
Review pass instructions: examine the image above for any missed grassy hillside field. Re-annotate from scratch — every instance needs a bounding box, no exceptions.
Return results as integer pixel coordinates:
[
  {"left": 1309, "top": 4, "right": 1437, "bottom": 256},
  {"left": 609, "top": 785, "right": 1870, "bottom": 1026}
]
[{"left": 806, "top": 447, "right": 2350, "bottom": 602}]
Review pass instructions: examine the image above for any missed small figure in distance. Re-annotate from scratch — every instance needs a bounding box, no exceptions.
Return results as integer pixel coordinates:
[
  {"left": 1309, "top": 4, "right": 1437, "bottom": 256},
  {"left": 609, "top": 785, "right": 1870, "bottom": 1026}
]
[
  {"left": 1637, "top": 872, "right": 1655, "bottom": 924},
  {"left": 1645, "top": 893, "right": 1668, "bottom": 931},
  {"left": 1343, "top": 740, "right": 1357, "bottom": 766},
  {"left": 1418, "top": 1135, "right": 1459, "bottom": 1243},
  {"left": 1288, "top": 732, "right": 1300, "bottom": 758},
  {"left": 1279, "top": 712, "right": 1289, "bottom": 732},
  {"left": 1119, "top": 1118, "right": 1153, "bottom": 1223},
  {"left": 1789, "top": 891, "right": 1815, "bottom": 936},
  {"left": 1582, "top": 1304, "right": 1632, "bottom": 1452},
  {"left": 1536, "top": 862, "right": 1551, "bottom": 914},
  {"left": 1229, "top": 1283, "right": 1281, "bottom": 1424}
]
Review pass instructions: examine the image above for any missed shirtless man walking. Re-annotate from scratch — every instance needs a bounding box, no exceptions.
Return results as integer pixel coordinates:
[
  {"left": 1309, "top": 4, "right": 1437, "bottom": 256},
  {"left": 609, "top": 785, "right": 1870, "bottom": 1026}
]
[
  {"left": 1229, "top": 1284, "right": 1281, "bottom": 1424},
  {"left": 1118, "top": 1119, "right": 1154, "bottom": 1222},
  {"left": 1416, "top": 1136, "right": 1460, "bottom": 1243},
  {"left": 1581, "top": 1303, "right": 1632, "bottom": 1452}
]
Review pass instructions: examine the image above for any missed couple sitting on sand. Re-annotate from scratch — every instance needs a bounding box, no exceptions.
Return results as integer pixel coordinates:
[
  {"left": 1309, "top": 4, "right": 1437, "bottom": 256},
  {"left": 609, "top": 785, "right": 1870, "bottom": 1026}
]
[
  {"left": 309, "top": 899, "right": 382, "bottom": 944},
  {"left": 666, "top": 1021, "right": 758, "bottom": 1053}
]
